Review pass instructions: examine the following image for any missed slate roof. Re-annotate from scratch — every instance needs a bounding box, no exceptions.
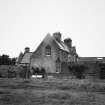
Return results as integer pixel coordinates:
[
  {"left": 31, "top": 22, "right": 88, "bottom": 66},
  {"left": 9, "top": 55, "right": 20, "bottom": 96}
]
[
  {"left": 37, "top": 33, "right": 70, "bottom": 53},
  {"left": 54, "top": 40, "right": 70, "bottom": 52}
]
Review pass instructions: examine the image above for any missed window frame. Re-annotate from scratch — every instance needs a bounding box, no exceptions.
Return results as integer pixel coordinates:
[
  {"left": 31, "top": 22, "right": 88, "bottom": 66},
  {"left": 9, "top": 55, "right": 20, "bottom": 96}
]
[
  {"left": 45, "top": 45, "right": 51, "bottom": 56},
  {"left": 56, "top": 58, "right": 61, "bottom": 73}
]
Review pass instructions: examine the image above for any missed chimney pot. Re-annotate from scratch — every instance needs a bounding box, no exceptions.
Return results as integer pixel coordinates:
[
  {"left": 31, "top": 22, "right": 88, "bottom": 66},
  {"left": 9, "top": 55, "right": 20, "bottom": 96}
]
[
  {"left": 25, "top": 47, "right": 30, "bottom": 53},
  {"left": 64, "top": 38, "right": 72, "bottom": 48},
  {"left": 53, "top": 32, "right": 62, "bottom": 42}
]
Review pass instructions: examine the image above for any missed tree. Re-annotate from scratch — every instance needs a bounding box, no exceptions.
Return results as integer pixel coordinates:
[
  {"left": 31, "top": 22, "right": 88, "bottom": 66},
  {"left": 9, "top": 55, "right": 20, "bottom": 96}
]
[
  {"left": 0, "top": 54, "right": 16, "bottom": 65},
  {"left": 11, "top": 58, "right": 16, "bottom": 65},
  {"left": 0, "top": 54, "right": 10, "bottom": 65}
]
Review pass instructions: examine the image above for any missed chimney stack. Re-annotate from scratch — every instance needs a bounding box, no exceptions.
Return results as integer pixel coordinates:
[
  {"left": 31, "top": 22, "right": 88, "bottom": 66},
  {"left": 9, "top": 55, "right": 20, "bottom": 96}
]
[
  {"left": 64, "top": 38, "right": 72, "bottom": 48},
  {"left": 24, "top": 47, "right": 30, "bottom": 53},
  {"left": 53, "top": 32, "right": 62, "bottom": 42}
]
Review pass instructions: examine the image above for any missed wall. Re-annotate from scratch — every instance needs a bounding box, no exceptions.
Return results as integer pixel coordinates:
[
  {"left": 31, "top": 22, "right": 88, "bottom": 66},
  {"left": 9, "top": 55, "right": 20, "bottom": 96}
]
[
  {"left": 0, "top": 65, "right": 18, "bottom": 78},
  {"left": 61, "top": 62, "right": 71, "bottom": 74},
  {"left": 30, "top": 34, "right": 75, "bottom": 74},
  {"left": 84, "top": 63, "right": 101, "bottom": 79},
  {"left": 60, "top": 50, "right": 68, "bottom": 62},
  {"left": 30, "top": 36, "right": 61, "bottom": 73}
]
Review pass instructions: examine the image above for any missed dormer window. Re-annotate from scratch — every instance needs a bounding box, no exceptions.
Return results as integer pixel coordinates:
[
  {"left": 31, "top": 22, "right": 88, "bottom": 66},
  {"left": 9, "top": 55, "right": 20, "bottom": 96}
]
[{"left": 45, "top": 45, "right": 51, "bottom": 56}]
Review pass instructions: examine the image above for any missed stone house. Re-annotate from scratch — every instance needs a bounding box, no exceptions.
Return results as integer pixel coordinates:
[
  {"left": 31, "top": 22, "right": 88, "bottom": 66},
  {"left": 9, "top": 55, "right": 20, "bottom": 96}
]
[
  {"left": 16, "top": 33, "right": 105, "bottom": 79},
  {"left": 30, "top": 32, "right": 78, "bottom": 74}
]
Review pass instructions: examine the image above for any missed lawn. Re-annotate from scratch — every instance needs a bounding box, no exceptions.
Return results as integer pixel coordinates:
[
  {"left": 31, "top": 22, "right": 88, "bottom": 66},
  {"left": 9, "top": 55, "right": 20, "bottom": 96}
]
[{"left": 0, "top": 78, "right": 105, "bottom": 105}]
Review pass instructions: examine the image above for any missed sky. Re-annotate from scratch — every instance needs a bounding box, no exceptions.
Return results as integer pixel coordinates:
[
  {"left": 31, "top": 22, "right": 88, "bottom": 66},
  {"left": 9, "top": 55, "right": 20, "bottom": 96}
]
[{"left": 0, "top": 0, "right": 105, "bottom": 58}]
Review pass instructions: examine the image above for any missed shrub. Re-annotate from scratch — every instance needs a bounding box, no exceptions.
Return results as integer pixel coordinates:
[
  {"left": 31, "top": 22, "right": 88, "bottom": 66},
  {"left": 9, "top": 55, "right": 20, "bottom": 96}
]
[
  {"left": 18, "top": 66, "right": 30, "bottom": 79},
  {"left": 98, "top": 63, "right": 105, "bottom": 79},
  {"left": 68, "top": 64, "right": 88, "bottom": 79},
  {"left": 8, "top": 70, "right": 16, "bottom": 78}
]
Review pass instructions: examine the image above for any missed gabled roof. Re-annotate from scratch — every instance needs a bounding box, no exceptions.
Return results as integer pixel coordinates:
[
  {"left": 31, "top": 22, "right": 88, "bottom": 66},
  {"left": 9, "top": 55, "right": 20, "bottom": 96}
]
[
  {"left": 33, "top": 33, "right": 70, "bottom": 54},
  {"left": 45, "top": 33, "right": 70, "bottom": 53},
  {"left": 21, "top": 52, "right": 32, "bottom": 64},
  {"left": 33, "top": 33, "right": 52, "bottom": 53}
]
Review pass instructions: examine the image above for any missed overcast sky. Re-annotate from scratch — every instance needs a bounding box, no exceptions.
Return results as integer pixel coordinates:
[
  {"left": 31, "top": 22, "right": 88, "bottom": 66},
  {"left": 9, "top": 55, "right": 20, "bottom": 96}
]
[{"left": 0, "top": 0, "right": 105, "bottom": 57}]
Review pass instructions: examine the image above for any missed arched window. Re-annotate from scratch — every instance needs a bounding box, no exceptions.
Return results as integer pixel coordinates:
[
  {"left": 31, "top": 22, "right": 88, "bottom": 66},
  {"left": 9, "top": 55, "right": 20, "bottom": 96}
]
[
  {"left": 45, "top": 45, "right": 51, "bottom": 56},
  {"left": 56, "top": 58, "right": 61, "bottom": 73}
]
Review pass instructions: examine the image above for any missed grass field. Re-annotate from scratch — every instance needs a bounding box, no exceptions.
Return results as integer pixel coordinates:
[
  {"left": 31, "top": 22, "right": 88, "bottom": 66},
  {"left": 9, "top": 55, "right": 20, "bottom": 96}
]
[{"left": 0, "top": 78, "right": 105, "bottom": 105}]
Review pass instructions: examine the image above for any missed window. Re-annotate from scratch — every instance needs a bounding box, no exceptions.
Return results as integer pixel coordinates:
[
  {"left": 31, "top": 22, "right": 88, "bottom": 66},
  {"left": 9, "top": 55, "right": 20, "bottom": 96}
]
[
  {"left": 56, "top": 58, "right": 61, "bottom": 73},
  {"left": 45, "top": 45, "right": 51, "bottom": 56}
]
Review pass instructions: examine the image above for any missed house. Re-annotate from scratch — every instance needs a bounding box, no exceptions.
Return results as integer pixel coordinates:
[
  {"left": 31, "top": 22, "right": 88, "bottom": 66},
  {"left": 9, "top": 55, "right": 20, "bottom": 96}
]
[
  {"left": 16, "top": 33, "right": 105, "bottom": 79},
  {"left": 30, "top": 32, "right": 78, "bottom": 74}
]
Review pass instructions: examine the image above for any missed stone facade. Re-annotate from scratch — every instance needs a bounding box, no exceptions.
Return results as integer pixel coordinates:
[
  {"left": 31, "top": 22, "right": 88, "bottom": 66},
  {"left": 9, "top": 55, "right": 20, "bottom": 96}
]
[{"left": 30, "top": 32, "right": 78, "bottom": 74}]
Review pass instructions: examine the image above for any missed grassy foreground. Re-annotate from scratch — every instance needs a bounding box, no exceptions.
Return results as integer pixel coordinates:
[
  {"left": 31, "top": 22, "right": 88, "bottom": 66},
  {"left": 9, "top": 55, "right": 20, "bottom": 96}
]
[{"left": 0, "top": 78, "right": 105, "bottom": 105}]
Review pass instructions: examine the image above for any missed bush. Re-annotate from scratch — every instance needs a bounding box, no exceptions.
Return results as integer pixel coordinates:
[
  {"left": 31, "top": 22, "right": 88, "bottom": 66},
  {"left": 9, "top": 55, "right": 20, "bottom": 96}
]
[
  {"left": 8, "top": 70, "right": 16, "bottom": 78},
  {"left": 68, "top": 64, "right": 88, "bottom": 79},
  {"left": 98, "top": 63, "right": 105, "bottom": 79},
  {"left": 18, "top": 66, "right": 30, "bottom": 79}
]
